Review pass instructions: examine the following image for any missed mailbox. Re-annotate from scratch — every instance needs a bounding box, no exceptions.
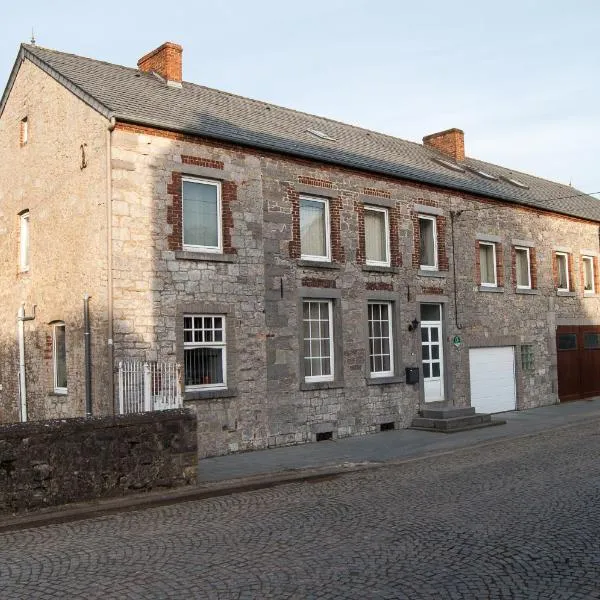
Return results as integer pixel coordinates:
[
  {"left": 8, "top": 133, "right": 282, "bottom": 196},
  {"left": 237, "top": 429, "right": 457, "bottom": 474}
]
[{"left": 405, "top": 367, "right": 419, "bottom": 385}]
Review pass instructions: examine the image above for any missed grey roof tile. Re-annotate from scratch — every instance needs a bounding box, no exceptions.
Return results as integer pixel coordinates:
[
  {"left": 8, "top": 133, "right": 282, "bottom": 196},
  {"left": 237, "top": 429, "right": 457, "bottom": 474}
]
[{"left": 12, "top": 44, "right": 600, "bottom": 222}]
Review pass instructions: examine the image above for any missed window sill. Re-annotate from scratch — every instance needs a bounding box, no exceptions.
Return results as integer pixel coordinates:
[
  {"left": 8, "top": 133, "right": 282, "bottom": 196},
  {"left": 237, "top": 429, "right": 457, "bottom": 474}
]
[
  {"left": 362, "top": 265, "right": 398, "bottom": 274},
  {"left": 418, "top": 269, "right": 445, "bottom": 278},
  {"left": 583, "top": 292, "right": 597, "bottom": 298},
  {"left": 515, "top": 288, "right": 539, "bottom": 295},
  {"left": 48, "top": 391, "right": 68, "bottom": 397},
  {"left": 298, "top": 259, "right": 342, "bottom": 270},
  {"left": 300, "top": 380, "right": 345, "bottom": 391},
  {"left": 175, "top": 251, "right": 237, "bottom": 263},
  {"left": 366, "top": 376, "right": 404, "bottom": 386},
  {"left": 556, "top": 291, "right": 577, "bottom": 297},
  {"left": 184, "top": 388, "right": 237, "bottom": 401},
  {"left": 478, "top": 286, "right": 504, "bottom": 293}
]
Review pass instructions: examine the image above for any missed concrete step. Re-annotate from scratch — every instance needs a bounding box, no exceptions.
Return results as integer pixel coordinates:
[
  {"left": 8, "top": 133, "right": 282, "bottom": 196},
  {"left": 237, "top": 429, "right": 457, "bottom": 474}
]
[
  {"left": 411, "top": 414, "right": 490, "bottom": 431},
  {"left": 409, "top": 418, "right": 507, "bottom": 434},
  {"left": 420, "top": 407, "right": 475, "bottom": 420}
]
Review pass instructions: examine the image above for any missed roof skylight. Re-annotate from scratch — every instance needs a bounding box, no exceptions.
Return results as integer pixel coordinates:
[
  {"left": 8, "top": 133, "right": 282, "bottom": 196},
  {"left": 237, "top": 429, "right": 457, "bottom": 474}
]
[
  {"left": 431, "top": 157, "right": 465, "bottom": 173},
  {"left": 306, "top": 129, "right": 337, "bottom": 142},
  {"left": 465, "top": 165, "right": 498, "bottom": 181},
  {"left": 501, "top": 175, "right": 529, "bottom": 189}
]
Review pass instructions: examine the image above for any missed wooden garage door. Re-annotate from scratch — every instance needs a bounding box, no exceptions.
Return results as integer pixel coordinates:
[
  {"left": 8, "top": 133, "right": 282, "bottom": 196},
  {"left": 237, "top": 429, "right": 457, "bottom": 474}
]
[{"left": 557, "top": 325, "right": 600, "bottom": 401}]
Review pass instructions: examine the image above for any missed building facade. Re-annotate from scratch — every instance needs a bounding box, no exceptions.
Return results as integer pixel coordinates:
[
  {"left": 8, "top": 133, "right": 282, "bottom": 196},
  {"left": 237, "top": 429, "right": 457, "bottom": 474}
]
[{"left": 1, "top": 42, "right": 599, "bottom": 457}]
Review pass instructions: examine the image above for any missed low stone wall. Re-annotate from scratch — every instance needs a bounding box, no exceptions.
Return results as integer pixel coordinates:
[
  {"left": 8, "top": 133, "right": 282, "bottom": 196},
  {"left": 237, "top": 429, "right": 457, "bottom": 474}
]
[{"left": 0, "top": 409, "right": 197, "bottom": 515}]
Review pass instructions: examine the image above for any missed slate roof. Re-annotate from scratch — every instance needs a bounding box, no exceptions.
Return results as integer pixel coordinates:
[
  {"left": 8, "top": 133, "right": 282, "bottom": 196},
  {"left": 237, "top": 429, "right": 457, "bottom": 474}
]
[{"left": 3, "top": 43, "right": 599, "bottom": 222}]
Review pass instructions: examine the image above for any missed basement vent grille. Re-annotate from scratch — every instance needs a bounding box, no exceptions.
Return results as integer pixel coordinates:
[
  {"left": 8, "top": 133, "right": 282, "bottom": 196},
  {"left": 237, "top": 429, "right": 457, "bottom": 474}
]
[
  {"left": 316, "top": 431, "right": 333, "bottom": 441},
  {"left": 306, "top": 129, "right": 337, "bottom": 142},
  {"left": 501, "top": 175, "right": 530, "bottom": 189},
  {"left": 431, "top": 157, "right": 465, "bottom": 172},
  {"left": 465, "top": 165, "right": 498, "bottom": 181}
]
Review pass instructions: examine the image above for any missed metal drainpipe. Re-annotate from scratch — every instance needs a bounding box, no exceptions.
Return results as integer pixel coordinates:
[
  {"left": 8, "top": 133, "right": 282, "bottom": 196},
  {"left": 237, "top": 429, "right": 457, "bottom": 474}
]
[
  {"left": 106, "top": 116, "right": 116, "bottom": 413},
  {"left": 17, "top": 303, "right": 36, "bottom": 422},
  {"left": 84, "top": 294, "right": 92, "bottom": 417}
]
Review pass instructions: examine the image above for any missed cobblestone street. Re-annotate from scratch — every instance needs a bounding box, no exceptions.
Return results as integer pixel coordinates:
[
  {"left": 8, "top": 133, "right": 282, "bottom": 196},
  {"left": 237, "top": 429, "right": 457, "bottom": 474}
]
[{"left": 2, "top": 421, "right": 600, "bottom": 599}]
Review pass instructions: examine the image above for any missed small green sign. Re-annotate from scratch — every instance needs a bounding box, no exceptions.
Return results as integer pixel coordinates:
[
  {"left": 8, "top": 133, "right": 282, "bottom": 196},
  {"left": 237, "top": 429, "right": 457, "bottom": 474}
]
[{"left": 452, "top": 335, "right": 462, "bottom": 348}]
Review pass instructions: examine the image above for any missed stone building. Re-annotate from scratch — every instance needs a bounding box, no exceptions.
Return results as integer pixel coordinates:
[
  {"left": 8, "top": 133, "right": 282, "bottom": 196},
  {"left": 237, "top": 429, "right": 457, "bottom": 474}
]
[{"left": 1, "top": 41, "right": 599, "bottom": 457}]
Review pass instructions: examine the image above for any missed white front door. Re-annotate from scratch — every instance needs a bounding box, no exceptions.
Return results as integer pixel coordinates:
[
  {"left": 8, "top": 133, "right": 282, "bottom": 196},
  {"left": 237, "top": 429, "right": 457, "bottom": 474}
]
[{"left": 421, "top": 304, "right": 444, "bottom": 402}]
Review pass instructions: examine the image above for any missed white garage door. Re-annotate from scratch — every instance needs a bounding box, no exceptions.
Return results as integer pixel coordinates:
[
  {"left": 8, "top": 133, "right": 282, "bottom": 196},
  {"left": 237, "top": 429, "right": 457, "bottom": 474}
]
[{"left": 469, "top": 346, "right": 516, "bottom": 413}]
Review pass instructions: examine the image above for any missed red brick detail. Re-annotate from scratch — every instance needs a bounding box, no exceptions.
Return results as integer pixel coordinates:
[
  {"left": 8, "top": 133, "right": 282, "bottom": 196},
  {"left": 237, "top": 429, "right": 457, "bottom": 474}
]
[
  {"left": 114, "top": 122, "right": 599, "bottom": 228},
  {"left": 354, "top": 201, "right": 365, "bottom": 265},
  {"left": 167, "top": 172, "right": 236, "bottom": 254},
  {"left": 181, "top": 155, "right": 224, "bottom": 170},
  {"left": 366, "top": 282, "right": 393, "bottom": 291},
  {"left": 137, "top": 42, "right": 182, "bottom": 83},
  {"left": 411, "top": 209, "right": 447, "bottom": 271},
  {"left": 495, "top": 243, "right": 504, "bottom": 288},
  {"left": 530, "top": 247, "right": 538, "bottom": 289},
  {"left": 552, "top": 252, "right": 559, "bottom": 289},
  {"left": 301, "top": 277, "right": 336, "bottom": 288},
  {"left": 422, "top": 286, "right": 444, "bottom": 295},
  {"left": 475, "top": 240, "right": 482, "bottom": 286},
  {"left": 167, "top": 172, "right": 183, "bottom": 251},
  {"left": 287, "top": 186, "right": 301, "bottom": 259},
  {"left": 221, "top": 181, "right": 237, "bottom": 255},
  {"left": 390, "top": 205, "right": 402, "bottom": 267},
  {"left": 298, "top": 176, "right": 332, "bottom": 189},
  {"left": 363, "top": 187, "right": 391, "bottom": 199},
  {"left": 568, "top": 253, "right": 575, "bottom": 292},
  {"left": 423, "top": 128, "right": 465, "bottom": 162},
  {"left": 43, "top": 334, "right": 53, "bottom": 361},
  {"left": 330, "top": 197, "right": 345, "bottom": 263},
  {"left": 594, "top": 257, "right": 600, "bottom": 294}
]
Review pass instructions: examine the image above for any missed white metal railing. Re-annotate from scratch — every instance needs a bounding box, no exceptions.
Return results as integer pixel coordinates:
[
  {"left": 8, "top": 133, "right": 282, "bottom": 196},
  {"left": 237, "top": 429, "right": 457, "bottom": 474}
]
[{"left": 118, "top": 361, "right": 183, "bottom": 414}]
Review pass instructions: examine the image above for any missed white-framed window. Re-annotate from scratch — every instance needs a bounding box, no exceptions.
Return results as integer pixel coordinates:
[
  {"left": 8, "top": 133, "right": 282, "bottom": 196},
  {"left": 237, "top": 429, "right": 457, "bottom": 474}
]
[
  {"left": 418, "top": 215, "right": 437, "bottom": 270},
  {"left": 53, "top": 323, "right": 67, "bottom": 394},
  {"left": 479, "top": 242, "right": 497, "bottom": 287},
  {"left": 368, "top": 302, "right": 394, "bottom": 377},
  {"left": 19, "top": 211, "right": 30, "bottom": 272},
  {"left": 583, "top": 256, "right": 595, "bottom": 295},
  {"left": 515, "top": 246, "right": 532, "bottom": 289},
  {"left": 183, "top": 315, "right": 227, "bottom": 390},
  {"left": 302, "top": 300, "right": 334, "bottom": 382},
  {"left": 300, "top": 196, "right": 330, "bottom": 261},
  {"left": 182, "top": 177, "right": 222, "bottom": 253},
  {"left": 364, "top": 206, "right": 390, "bottom": 267},
  {"left": 556, "top": 252, "right": 570, "bottom": 291}
]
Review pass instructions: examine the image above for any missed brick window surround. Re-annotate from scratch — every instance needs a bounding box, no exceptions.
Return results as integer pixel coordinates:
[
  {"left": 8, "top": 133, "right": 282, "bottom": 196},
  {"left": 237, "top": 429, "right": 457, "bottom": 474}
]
[
  {"left": 553, "top": 252, "right": 575, "bottom": 291},
  {"left": 580, "top": 255, "right": 599, "bottom": 296},
  {"left": 475, "top": 240, "right": 504, "bottom": 287},
  {"left": 411, "top": 211, "right": 448, "bottom": 270},
  {"left": 355, "top": 202, "right": 401, "bottom": 267},
  {"left": 511, "top": 246, "right": 537, "bottom": 289},
  {"left": 167, "top": 167, "right": 237, "bottom": 254}
]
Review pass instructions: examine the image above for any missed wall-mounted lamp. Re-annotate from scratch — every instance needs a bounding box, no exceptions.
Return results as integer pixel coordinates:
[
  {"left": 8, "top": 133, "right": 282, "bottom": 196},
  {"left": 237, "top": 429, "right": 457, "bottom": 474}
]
[{"left": 408, "top": 318, "right": 420, "bottom": 332}]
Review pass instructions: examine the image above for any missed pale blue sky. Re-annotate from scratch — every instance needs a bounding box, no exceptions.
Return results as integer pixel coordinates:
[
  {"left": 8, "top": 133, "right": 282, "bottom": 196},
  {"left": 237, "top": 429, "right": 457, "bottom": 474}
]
[{"left": 2, "top": 0, "right": 599, "bottom": 195}]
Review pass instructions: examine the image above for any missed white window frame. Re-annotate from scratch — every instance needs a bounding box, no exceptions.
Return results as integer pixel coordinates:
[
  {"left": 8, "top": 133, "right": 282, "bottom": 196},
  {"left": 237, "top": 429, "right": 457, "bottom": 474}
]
[
  {"left": 479, "top": 241, "right": 497, "bottom": 287},
  {"left": 515, "top": 246, "right": 532, "bottom": 290},
  {"left": 19, "top": 211, "right": 29, "bottom": 272},
  {"left": 303, "top": 300, "right": 334, "bottom": 383},
  {"left": 368, "top": 302, "right": 394, "bottom": 378},
  {"left": 183, "top": 314, "right": 227, "bottom": 391},
  {"left": 556, "top": 252, "right": 570, "bottom": 291},
  {"left": 182, "top": 177, "right": 222, "bottom": 254},
  {"left": 582, "top": 256, "right": 595, "bottom": 295},
  {"left": 418, "top": 215, "right": 438, "bottom": 271},
  {"left": 300, "top": 196, "right": 331, "bottom": 262},
  {"left": 52, "top": 322, "right": 67, "bottom": 395},
  {"left": 364, "top": 206, "right": 391, "bottom": 267}
]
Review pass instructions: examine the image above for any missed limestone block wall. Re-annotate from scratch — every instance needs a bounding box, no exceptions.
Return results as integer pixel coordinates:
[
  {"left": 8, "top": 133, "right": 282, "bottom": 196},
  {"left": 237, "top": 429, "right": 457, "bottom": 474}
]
[{"left": 0, "top": 59, "right": 111, "bottom": 423}]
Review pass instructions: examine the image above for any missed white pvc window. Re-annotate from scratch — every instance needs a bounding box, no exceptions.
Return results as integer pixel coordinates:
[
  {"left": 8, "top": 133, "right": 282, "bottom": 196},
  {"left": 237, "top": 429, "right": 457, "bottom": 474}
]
[
  {"left": 515, "top": 247, "right": 532, "bottom": 289},
  {"left": 365, "top": 206, "right": 390, "bottom": 266},
  {"left": 419, "top": 215, "right": 437, "bottom": 270},
  {"left": 182, "top": 178, "right": 222, "bottom": 253},
  {"left": 583, "top": 256, "right": 595, "bottom": 295},
  {"left": 368, "top": 302, "right": 394, "bottom": 377},
  {"left": 19, "top": 211, "right": 29, "bottom": 272},
  {"left": 479, "top": 242, "right": 497, "bottom": 287},
  {"left": 183, "top": 315, "right": 227, "bottom": 390},
  {"left": 53, "top": 323, "right": 67, "bottom": 394},
  {"left": 556, "top": 252, "right": 570, "bottom": 291},
  {"left": 300, "top": 196, "right": 330, "bottom": 261},
  {"left": 303, "top": 300, "right": 334, "bottom": 382}
]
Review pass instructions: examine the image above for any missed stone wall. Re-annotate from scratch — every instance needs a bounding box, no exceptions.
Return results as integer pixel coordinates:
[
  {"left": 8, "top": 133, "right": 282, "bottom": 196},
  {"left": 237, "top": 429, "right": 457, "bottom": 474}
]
[{"left": 0, "top": 409, "right": 197, "bottom": 515}]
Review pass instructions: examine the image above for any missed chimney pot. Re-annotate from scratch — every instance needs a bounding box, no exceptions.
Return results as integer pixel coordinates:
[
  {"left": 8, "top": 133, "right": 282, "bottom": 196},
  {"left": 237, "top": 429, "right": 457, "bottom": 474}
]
[
  {"left": 137, "top": 42, "right": 182, "bottom": 86},
  {"left": 423, "top": 128, "right": 465, "bottom": 162}
]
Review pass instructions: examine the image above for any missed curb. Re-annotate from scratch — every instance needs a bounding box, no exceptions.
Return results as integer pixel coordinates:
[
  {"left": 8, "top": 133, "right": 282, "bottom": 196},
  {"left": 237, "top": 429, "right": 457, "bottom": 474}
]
[{"left": 2, "top": 412, "right": 600, "bottom": 534}]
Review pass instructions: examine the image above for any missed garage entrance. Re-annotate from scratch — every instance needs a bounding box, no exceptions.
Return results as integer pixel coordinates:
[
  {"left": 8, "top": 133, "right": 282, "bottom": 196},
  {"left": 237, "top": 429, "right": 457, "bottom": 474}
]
[
  {"left": 556, "top": 325, "right": 600, "bottom": 401},
  {"left": 469, "top": 346, "right": 517, "bottom": 413}
]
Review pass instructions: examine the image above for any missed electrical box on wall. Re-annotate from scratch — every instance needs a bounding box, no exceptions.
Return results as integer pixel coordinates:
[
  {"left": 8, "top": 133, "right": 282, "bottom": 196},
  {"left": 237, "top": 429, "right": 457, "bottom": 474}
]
[{"left": 405, "top": 367, "right": 419, "bottom": 385}]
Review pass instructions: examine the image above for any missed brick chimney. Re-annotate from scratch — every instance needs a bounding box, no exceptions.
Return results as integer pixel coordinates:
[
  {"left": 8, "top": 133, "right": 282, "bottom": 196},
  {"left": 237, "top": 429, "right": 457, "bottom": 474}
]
[
  {"left": 137, "top": 42, "right": 183, "bottom": 87},
  {"left": 423, "top": 128, "right": 465, "bottom": 162}
]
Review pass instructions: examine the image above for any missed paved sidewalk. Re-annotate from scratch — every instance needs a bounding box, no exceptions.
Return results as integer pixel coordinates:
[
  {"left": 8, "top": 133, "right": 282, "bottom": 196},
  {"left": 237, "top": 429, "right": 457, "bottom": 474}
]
[
  {"left": 198, "top": 397, "right": 600, "bottom": 482},
  {"left": 2, "top": 398, "right": 599, "bottom": 533}
]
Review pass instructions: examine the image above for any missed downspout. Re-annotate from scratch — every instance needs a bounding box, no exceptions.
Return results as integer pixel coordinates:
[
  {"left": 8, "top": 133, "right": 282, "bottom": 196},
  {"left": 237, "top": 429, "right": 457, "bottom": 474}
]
[
  {"left": 83, "top": 294, "right": 92, "bottom": 417},
  {"left": 450, "top": 211, "right": 463, "bottom": 330},
  {"left": 106, "top": 116, "right": 116, "bottom": 413},
  {"left": 17, "top": 303, "right": 36, "bottom": 422}
]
